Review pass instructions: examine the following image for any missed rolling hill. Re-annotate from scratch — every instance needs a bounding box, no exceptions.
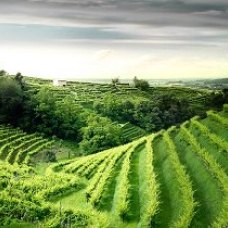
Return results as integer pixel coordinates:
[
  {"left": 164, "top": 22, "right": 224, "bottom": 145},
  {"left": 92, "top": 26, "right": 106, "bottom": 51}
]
[{"left": 0, "top": 104, "right": 227, "bottom": 227}]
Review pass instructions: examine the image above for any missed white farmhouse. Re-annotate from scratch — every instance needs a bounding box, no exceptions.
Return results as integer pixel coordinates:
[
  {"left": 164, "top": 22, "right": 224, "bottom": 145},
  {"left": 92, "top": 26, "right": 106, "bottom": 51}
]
[{"left": 53, "top": 79, "right": 67, "bottom": 87}]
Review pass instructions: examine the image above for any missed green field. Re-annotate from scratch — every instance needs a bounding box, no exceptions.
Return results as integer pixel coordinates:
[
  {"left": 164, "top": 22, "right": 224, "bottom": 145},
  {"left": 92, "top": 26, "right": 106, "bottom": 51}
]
[{"left": 0, "top": 104, "right": 227, "bottom": 227}]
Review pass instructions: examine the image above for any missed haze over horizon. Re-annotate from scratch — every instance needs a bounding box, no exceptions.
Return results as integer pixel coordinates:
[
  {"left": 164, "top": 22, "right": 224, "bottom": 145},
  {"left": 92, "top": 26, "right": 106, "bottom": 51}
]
[{"left": 0, "top": 0, "right": 228, "bottom": 79}]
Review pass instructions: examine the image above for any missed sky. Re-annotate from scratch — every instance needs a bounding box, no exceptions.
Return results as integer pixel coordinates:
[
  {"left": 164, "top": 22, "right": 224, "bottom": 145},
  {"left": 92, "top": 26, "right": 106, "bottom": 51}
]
[{"left": 0, "top": 0, "right": 228, "bottom": 80}]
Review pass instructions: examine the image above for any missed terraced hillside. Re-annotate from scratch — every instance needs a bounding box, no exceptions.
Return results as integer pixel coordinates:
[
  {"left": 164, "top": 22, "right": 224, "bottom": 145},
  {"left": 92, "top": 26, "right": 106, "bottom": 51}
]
[
  {"left": 24, "top": 77, "right": 147, "bottom": 104},
  {"left": 24, "top": 78, "right": 149, "bottom": 142},
  {"left": 121, "top": 122, "right": 146, "bottom": 141},
  {"left": 0, "top": 163, "right": 107, "bottom": 227},
  {"left": 22, "top": 76, "right": 223, "bottom": 146},
  {"left": 47, "top": 105, "right": 228, "bottom": 227},
  {"left": 0, "top": 105, "right": 227, "bottom": 227},
  {"left": 0, "top": 125, "right": 54, "bottom": 164},
  {"left": 25, "top": 77, "right": 216, "bottom": 107}
]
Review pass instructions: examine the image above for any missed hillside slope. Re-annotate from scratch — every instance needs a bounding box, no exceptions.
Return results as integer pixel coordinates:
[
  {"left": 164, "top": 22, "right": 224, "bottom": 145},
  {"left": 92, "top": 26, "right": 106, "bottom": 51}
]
[
  {"left": 0, "top": 126, "right": 54, "bottom": 165},
  {"left": 0, "top": 105, "right": 227, "bottom": 227}
]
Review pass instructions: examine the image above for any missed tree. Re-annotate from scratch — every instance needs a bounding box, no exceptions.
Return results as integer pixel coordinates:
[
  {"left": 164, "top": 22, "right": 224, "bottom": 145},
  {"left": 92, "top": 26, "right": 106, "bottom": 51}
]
[
  {"left": 120, "top": 100, "right": 135, "bottom": 122},
  {"left": 93, "top": 101, "right": 104, "bottom": 114},
  {"left": 111, "top": 78, "right": 119, "bottom": 87},
  {"left": 209, "top": 91, "right": 225, "bottom": 108},
  {"left": 0, "top": 70, "right": 7, "bottom": 77},
  {"left": 33, "top": 88, "right": 58, "bottom": 135},
  {"left": 134, "top": 101, "right": 163, "bottom": 131},
  {"left": 54, "top": 96, "right": 85, "bottom": 140},
  {"left": 0, "top": 77, "right": 23, "bottom": 124},
  {"left": 94, "top": 95, "right": 135, "bottom": 123},
  {"left": 133, "top": 76, "right": 150, "bottom": 91},
  {"left": 30, "top": 88, "right": 85, "bottom": 140},
  {"left": 80, "top": 115, "right": 122, "bottom": 154},
  {"left": 102, "top": 94, "right": 122, "bottom": 120},
  {"left": 14, "top": 72, "right": 24, "bottom": 89},
  {"left": 222, "top": 89, "right": 228, "bottom": 103}
]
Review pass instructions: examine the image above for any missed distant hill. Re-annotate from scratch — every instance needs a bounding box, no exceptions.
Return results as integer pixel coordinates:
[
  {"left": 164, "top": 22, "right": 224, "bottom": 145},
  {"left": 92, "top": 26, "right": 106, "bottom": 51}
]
[
  {"left": 206, "top": 78, "right": 228, "bottom": 85},
  {"left": 196, "top": 78, "right": 228, "bottom": 85}
]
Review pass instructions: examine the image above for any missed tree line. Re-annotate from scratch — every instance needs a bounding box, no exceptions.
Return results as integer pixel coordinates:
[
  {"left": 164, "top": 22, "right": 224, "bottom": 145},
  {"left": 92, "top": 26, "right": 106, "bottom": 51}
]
[{"left": 94, "top": 90, "right": 227, "bottom": 132}]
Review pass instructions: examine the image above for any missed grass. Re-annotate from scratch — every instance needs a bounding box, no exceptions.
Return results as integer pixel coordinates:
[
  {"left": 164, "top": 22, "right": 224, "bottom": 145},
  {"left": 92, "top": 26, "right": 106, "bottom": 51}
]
[
  {"left": 189, "top": 123, "right": 228, "bottom": 175},
  {"left": 96, "top": 154, "right": 125, "bottom": 211},
  {"left": 202, "top": 118, "right": 228, "bottom": 141},
  {"left": 173, "top": 130, "right": 223, "bottom": 227},
  {"left": 54, "top": 188, "right": 91, "bottom": 211},
  {"left": 152, "top": 135, "right": 179, "bottom": 227},
  {"left": 3, "top": 221, "right": 36, "bottom": 228},
  {"left": 34, "top": 162, "right": 51, "bottom": 175},
  {"left": 125, "top": 144, "right": 142, "bottom": 222},
  {"left": 1, "top": 108, "right": 227, "bottom": 227}
]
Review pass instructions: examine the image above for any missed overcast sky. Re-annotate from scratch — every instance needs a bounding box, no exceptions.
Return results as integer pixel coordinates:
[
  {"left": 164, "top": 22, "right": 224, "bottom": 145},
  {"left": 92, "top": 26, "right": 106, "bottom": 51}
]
[{"left": 0, "top": 0, "right": 228, "bottom": 79}]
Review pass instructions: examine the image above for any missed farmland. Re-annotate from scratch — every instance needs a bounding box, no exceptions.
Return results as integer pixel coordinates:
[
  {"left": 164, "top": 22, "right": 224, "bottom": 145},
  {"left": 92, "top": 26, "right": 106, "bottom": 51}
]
[
  {"left": 0, "top": 125, "right": 54, "bottom": 165},
  {"left": 0, "top": 104, "right": 227, "bottom": 227},
  {"left": 1, "top": 0, "right": 228, "bottom": 226},
  {"left": 18, "top": 76, "right": 225, "bottom": 151}
]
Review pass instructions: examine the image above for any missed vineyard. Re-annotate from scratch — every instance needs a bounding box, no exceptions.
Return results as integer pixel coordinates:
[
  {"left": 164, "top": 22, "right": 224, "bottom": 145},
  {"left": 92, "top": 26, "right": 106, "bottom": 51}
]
[
  {"left": 0, "top": 126, "right": 54, "bottom": 165},
  {"left": 24, "top": 78, "right": 148, "bottom": 106},
  {"left": 21, "top": 76, "right": 219, "bottom": 145},
  {"left": 121, "top": 122, "right": 146, "bottom": 141},
  {"left": 24, "top": 77, "right": 216, "bottom": 108},
  {"left": 0, "top": 105, "right": 227, "bottom": 227}
]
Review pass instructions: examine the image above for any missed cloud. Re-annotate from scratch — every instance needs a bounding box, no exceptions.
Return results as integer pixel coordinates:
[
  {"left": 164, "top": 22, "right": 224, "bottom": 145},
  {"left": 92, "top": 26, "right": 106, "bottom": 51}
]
[
  {"left": 193, "top": 10, "right": 224, "bottom": 16},
  {"left": 0, "top": 0, "right": 227, "bottom": 79},
  {"left": 94, "top": 49, "right": 115, "bottom": 60},
  {"left": 0, "top": 0, "right": 228, "bottom": 29}
]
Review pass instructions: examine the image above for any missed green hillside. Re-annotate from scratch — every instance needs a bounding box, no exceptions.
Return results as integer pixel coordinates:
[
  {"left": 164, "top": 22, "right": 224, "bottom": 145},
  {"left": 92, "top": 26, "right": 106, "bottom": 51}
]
[
  {"left": 21, "top": 76, "right": 225, "bottom": 143},
  {"left": 2, "top": 74, "right": 226, "bottom": 157},
  {"left": 0, "top": 105, "right": 227, "bottom": 227},
  {"left": 24, "top": 76, "right": 219, "bottom": 107},
  {"left": 0, "top": 126, "right": 54, "bottom": 164}
]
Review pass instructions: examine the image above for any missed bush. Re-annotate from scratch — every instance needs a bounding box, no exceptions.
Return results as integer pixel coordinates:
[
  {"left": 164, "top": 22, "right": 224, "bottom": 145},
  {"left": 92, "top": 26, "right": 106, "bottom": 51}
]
[{"left": 133, "top": 77, "right": 150, "bottom": 91}]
